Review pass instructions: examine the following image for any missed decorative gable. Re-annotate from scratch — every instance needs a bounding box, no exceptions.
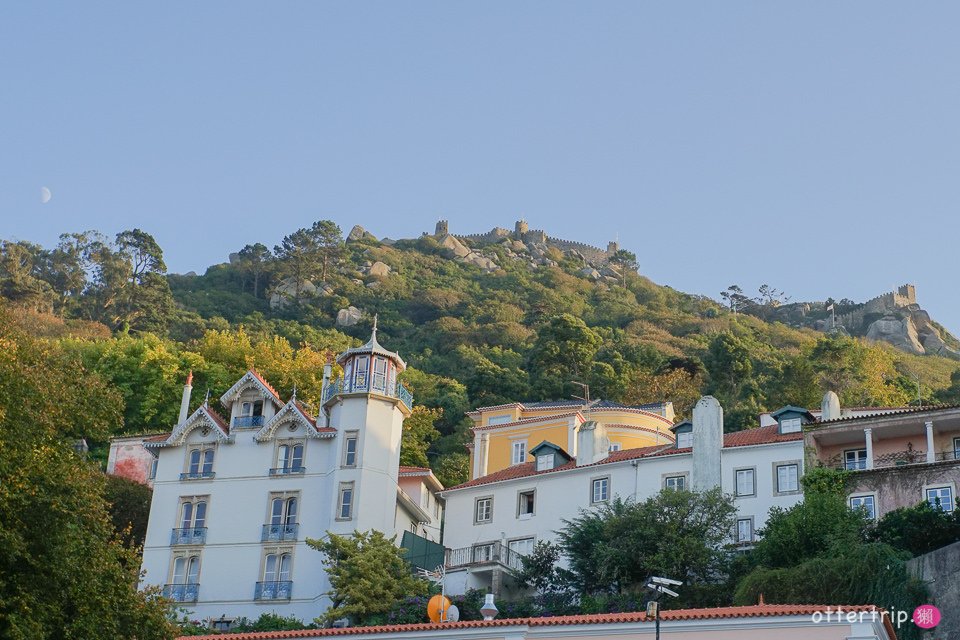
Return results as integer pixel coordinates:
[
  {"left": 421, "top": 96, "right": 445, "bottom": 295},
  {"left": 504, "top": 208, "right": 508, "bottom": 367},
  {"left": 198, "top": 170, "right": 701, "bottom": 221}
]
[
  {"left": 219, "top": 370, "right": 283, "bottom": 407},
  {"left": 255, "top": 399, "right": 335, "bottom": 442},
  {"left": 148, "top": 406, "right": 230, "bottom": 448}
]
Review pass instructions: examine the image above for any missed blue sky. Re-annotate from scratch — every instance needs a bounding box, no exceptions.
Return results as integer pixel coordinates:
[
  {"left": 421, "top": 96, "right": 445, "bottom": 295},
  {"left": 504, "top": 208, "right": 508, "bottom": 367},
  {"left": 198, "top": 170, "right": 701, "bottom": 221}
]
[{"left": 3, "top": 3, "right": 960, "bottom": 332}]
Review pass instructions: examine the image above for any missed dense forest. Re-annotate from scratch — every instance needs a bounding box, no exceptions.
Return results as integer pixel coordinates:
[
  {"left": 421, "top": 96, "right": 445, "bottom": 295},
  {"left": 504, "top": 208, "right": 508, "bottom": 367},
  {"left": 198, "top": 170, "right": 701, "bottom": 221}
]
[{"left": 4, "top": 221, "right": 960, "bottom": 486}]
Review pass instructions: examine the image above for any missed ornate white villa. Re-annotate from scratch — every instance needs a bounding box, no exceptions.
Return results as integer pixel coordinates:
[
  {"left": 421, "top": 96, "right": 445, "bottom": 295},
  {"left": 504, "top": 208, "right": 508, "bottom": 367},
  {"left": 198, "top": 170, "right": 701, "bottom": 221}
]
[{"left": 139, "top": 326, "right": 443, "bottom": 622}]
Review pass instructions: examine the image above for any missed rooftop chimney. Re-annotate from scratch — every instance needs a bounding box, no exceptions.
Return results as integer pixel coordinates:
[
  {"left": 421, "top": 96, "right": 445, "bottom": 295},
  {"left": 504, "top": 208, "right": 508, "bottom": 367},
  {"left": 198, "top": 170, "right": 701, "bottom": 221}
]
[
  {"left": 691, "top": 396, "right": 723, "bottom": 491},
  {"left": 177, "top": 371, "right": 194, "bottom": 425},
  {"left": 576, "top": 420, "right": 609, "bottom": 466},
  {"left": 821, "top": 391, "right": 841, "bottom": 422}
]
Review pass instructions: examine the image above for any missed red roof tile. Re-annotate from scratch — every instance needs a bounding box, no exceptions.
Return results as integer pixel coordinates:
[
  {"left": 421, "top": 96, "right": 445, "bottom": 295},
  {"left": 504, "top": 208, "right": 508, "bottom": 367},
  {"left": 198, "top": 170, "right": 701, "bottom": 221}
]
[
  {"left": 398, "top": 466, "right": 432, "bottom": 475},
  {"left": 249, "top": 369, "right": 283, "bottom": 402},
  {"left": 446, "top": 425, "right": 803, "bottom": 491},
  {"left": 205, "top": 406, "right": 230, "bottom": 433},
  {"left": 143, "top": 433, "right": 170, "bottom": 443},
  {"left": 176, "top": 604, "right": 893, "bottom": 639}
]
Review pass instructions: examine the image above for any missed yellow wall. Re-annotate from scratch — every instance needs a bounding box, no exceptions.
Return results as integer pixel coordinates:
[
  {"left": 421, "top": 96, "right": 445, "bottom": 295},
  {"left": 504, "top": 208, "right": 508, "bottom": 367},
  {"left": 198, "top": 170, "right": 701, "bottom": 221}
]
[{"left": 486, "top": 421, "right": 572, "bottom": 471}]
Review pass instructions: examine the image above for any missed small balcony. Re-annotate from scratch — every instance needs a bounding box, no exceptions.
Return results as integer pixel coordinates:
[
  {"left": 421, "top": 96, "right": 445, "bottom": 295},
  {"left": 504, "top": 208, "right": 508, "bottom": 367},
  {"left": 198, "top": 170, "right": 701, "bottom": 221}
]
[
  {"left": 233, "top": 415, "right": 264, "bottom": 428},
  {"left": 180, "top": 471, "right": 215, "bottom": 481},
  {"left": 445, "top": 541, "right": 525, "bottom": 572},
  {"left": 171, "top": 527, "right": 207, "bottom": 545},
  {"left": 323, "top": 378, "right": 413, "bottom": 411},
  {"left": 163, "top": 583, "right": 199, "bottom": 603},
  {"left": 255, "top": 581, "right": 293, "bottom": 601},
  {"left": 261, "top": 523, "right": 299, "bottom": 542},
  {"left": 269, "top": 466, "right": 306, "bottom": 477}
]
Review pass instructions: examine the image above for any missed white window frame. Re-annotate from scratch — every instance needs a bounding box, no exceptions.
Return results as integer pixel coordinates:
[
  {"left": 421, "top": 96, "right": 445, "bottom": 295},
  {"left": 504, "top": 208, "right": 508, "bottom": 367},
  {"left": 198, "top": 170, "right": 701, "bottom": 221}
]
[
  {"left": 773, "top": 461, "right": 801, "bottom": 495},
  {"left": 609, "top": 442, "right": 622, "bottom": 452},
  {"left": 676, "top": 431, "right": 693, "bottom": 448},
  {"left": 342, "top": 432, "right": 359, "bottom": 468},
  {"left": 354, "top": 356, "right": 369, "bottom": 388},
  {"left": 169, "top": 552, "right": 202, "bottom": 585},
  {"left": 274, "top": 440, "right": 305, "bottom": 474},
  {"left": 849, "top": 493, "right": 877, "bottom": 520},
  {"left": 486, "top": 415, "right": 512, "bottom": 426},
  {"left": 184, "top": 445, "right": 216, "bottom": 478},
  {"left": 780, "top": 417, "right": 802, "bottom": 433},
  {"left": 591, "top": 476, "right": 610, "bottom": 504},
  {"left": 508, "top": 536, "right": 536, "bottom": 557},
  {"left": 474, "top": 496, "right": 493, "bottom": 524},
  {"left": 536, "top": 453, "right": 553, "bottom": 472},
  {"left": 926, "top": 485, "right": 954, "bottom": 512},
  {"left": 178, "top": 496, "right": 209, "bottom": 530},
  {"left": 954, "top": 437, "right": 960, "bottom": 461},
  {"left": 736, "top": 517, "right": 754, "bottom": 543},
  {"left": 372, "top": 356, "right": 388, "bottom": 393},
  {"left": 269, "top": 493, "right": 300, "bottom": 526},
  {"left": 336, "top": 482, "right": 355, "bottom": 521},
  {"left": 512, "top": 440, "right": 528, "bottom": 465},
  {"left": 664, "top": 475, "right": 686, "bottom": 491},
  {"left": 844, "top": 448, "right": 868, "bottom": 471},
  {"left": 517, "top": 489, "right": 535, "bottom": 518},
  {"left": 735, "top": 467, "right": 756, "bottom": 497}
]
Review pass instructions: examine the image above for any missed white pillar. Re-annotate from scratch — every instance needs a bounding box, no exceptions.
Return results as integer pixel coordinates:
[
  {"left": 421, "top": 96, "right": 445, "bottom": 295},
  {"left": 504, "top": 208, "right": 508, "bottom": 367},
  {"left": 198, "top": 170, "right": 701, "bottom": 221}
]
[
  {"left": 479, "top": 432, "right": 490, "bottom": 477},
  {"left": 691, "top": 396, "right": 723, "bottom": 491},
  {"left": 177, "top": 371, "right": 193, "bottom": 425},
  {"left": 926, "top": 421, "right": 935, "bottom": 463},
  {"left": 864, "top": 428, "right": 874, "bottom": 470}
]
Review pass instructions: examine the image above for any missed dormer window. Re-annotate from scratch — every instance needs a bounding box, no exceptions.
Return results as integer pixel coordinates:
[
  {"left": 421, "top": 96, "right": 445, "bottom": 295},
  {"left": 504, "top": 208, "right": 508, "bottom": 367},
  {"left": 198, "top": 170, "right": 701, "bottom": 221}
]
[
  {"left": 780, "top": 417, "right": 802, "bottom": 434},
  {"left": 677, "top": 432, "right": 693, "bottom": 448},
  {"left": 536, "top": 454, "right": 552, "bottom": 472}
]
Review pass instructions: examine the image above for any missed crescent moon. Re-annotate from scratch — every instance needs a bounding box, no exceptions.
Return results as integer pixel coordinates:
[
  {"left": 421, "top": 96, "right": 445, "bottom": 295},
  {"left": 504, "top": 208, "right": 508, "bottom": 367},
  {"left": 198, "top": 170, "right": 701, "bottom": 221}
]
[{"left": 40, "top": 187, "right": 52, "bottom": 204}]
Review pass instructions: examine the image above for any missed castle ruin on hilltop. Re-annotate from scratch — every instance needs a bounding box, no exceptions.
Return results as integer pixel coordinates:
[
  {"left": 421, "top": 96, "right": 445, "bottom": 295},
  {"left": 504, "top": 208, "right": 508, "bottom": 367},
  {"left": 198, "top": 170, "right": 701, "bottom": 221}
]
[{"left": 433, "top": 219, "right": 620, "bottom": 265}]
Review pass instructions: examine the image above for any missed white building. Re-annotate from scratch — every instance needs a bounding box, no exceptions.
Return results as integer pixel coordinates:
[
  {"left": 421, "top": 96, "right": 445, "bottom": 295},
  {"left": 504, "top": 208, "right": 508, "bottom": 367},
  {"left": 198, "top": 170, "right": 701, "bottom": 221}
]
[
  {"left": 440, "top": 397, "right": 806, "bottom": 596},
  {"left": 140, "top": 326, "right": 443, "bottom": 623}
]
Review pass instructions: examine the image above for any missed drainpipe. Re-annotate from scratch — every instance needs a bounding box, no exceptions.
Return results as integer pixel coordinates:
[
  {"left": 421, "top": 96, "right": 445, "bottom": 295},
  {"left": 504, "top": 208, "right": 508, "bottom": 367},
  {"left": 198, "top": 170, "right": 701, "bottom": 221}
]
[{"left": 632, "top": 460, "right": 641, "bottom": 500}]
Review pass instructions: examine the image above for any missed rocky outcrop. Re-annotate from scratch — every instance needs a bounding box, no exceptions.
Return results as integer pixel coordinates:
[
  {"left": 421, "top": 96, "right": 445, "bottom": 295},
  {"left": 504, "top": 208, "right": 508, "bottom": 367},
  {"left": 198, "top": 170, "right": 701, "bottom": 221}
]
[
  {"left": 436, "top": 234, "right": 499, "bottom": 272},
  {"left": 367, "top": 261, "right": 391, "bottom": 278},
  {"left": 270, "top": 277, "right": 317, "bottom": 309},
  {"left": 866, "top": 316, "right": 924, "bottom": 354},
  {"left": 347, "top": 225, "right": 377, "bottom": 242},
  {"left": 336, "top": 306, "right": 363, "bottom": 327}
]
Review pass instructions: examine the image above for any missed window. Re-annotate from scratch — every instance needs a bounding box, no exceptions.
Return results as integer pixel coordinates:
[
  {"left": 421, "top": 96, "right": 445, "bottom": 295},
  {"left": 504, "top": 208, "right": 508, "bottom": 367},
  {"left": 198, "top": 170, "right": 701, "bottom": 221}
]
[
  {"left": 475, "top": 497, "right": 493, "bottom": 524},
  {"left": 354, "top": 356, "right": 369, "bottom": 388},
  {"left": 150, "top": 458, "right": 158, "bottom": 480},
  {"left": 736, "top": 518, "right": 754, "bottom": 543},
  {"left": 927, "top": 486, "right": 954, "bottom": 512},
  {"left": 272, "top": 441, "right": 305, "bottom": 475},
  {"left": 844, "top": 449, "right": 868, "bottom": 471},
  {"left": 512, "top": 440, "right": 527, "bottom": 465},
  {"left": 954, "top": 437, "right": 960, "bottom": 461},
  {"left": 591, "top": 477, "right": 609, "bottom": 503},
  {"left": 263, "top": 494, "right": 299, "bottom": 541},
  {"left": 735, "top": 468, "right": 756, "bottom": 497},
  {"left": 849, "top": 495, "right": 876, "bottom": 520},
  {"left": 257, "top": 552, "right": 293, "bottom": 600},
  {"left": 473, "top": 543, "right": 494, "bottom": 562},
  {"left": 165, "top": 553, "right": 202, "bottom": 601},
  {"left": 609, "top": 442, "right": 622, "bottom": 452},
  {"left": 183, "top": 446, "right": 215, "bottom": 480},
  {"left": 337, "top": 483, "right": 355, "bottom": 520},
  {"left": 677, "top": 431, "right": 693, "bottom": 448},
  {"left": 342, "top": 432, "right": 359, "bottom": 467},
  {"left": 173, "top": 497, "right": 208, "bottom": 544},
  {"left": 776, "top": 463, "right": 800, "bottom": 494},
  {"left": 536, "top": 453, "right": 553, "bottom": 472},
  {"left": 372, "top": 357, "right": 387, "bottom": 392},
  {"left": 517, "top": 490, "right": 535, "bottom": 518},
  {"left": 271, "top": 496, "right": 298, "bottom": 526},
  {"left": 508, "top": 537, "right": 535, "bottom": 557},
  {"left": 487, "top": 415, "right": 512, "bottom": 426},
  {"left": 664, "top": 475, "right": 685, "bottom": 491},
  {"left": 780, "top": 417, "right": 802, "bottom": 433}
]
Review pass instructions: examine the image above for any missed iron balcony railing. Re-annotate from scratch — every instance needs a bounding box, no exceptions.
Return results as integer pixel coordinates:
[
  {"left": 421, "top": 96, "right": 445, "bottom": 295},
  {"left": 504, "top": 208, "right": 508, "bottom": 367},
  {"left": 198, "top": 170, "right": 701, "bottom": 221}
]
[
  {"left": 830, "top": 449, "right": 960, "bottom": 471},
  {"left": 323, "top": 378, "right": 413, "bottom": 410},
  {"left": 261, "top": 523, "right": 299, "bottom": 542},
  {"left": 255, "top": 581, "right": 293, "bottom": 601},
  {"left": 269, "top": 466, "right": 306, "bottom": 476},
  {"left": 163, "top": 583, "right": 199, "bottom": 603},
  {"left": 233, "top": 415, "right": 264, "bottom": 428},
  {"left": 170, "top": 527, "right": 207, "bottom": 545},
  {"left": 445, "top": 542, "right": 525, "bottom": 572},
  {"left": 180, "top": 470, "right": 215, "bottom": 481}
]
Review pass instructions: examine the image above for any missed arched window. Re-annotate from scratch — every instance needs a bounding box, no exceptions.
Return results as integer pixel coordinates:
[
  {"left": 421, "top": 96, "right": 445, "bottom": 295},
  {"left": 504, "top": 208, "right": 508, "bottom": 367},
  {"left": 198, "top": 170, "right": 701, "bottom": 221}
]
[
  {"left": 285, "top": 497, "right": 298, "bottom": 525},
  {"left": 290, "top": 444, "right": 303, "bottom": 471}
]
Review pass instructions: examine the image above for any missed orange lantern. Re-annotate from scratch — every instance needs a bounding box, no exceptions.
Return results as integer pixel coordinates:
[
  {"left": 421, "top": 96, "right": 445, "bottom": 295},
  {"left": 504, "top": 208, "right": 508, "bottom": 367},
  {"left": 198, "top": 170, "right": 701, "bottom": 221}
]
[{"left": 427, "top": 594, "right": 452, "bottom": 623}]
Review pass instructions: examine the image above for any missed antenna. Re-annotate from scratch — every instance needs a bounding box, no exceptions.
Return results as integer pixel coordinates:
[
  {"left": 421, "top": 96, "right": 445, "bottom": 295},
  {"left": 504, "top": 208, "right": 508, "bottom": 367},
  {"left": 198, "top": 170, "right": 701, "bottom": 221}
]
[{"left": 570, "top": 381, "right": 591, "bottom": 404}]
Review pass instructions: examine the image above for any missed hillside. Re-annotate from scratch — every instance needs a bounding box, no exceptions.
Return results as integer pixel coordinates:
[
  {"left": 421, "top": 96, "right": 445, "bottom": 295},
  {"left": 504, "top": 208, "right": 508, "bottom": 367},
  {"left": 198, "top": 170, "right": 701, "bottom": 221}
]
[{"left": 3, "top": 221, "right": 960, "bottom": 485}]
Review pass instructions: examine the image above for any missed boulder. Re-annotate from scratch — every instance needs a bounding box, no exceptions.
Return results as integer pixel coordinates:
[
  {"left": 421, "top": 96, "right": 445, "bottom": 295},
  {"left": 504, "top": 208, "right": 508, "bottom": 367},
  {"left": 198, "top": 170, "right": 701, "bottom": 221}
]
[
  {"left": 270, "top": 277, "right": 317, "bottom": 309},
  {"left": 866, "top": 316, "right": 924, "bottom": 355},
  {"left": 438, "top": 234, "right": 472, "bottom": 259},
  {"left": 464, "top": 253, "right": 498, "bottom": 272},
  {"left": 368, "top": 261, "right": 391, "bottom": 278},
  {"left": 580, "top": 267, "right": 601, "bottom": 280},
  {"left": 336, "top": 306, "right": 363, "bottom": 327},
  {"left": 347, "top": 225, "right": 377, "bottom": 242}
]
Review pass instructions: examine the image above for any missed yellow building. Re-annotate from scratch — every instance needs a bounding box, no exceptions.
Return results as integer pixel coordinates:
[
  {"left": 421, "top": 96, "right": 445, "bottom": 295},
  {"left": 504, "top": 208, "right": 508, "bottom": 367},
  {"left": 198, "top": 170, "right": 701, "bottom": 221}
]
[{"left": 467, "top": 400, "right": 675, "bottom": 479}]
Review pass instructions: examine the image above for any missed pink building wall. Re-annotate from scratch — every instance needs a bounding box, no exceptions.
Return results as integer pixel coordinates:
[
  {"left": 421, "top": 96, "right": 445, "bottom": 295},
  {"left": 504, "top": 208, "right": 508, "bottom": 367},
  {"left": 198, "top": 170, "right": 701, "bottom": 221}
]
[{"left": 106, "top": 436, "right": 156, "bottom": 487}]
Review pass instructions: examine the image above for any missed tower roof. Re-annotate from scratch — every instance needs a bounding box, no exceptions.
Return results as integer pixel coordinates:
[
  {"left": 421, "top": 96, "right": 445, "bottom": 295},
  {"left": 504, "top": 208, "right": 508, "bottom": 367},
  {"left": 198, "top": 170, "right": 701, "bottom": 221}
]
[{"left": 335, "top": 315, "right": 406, "bottom": 371}]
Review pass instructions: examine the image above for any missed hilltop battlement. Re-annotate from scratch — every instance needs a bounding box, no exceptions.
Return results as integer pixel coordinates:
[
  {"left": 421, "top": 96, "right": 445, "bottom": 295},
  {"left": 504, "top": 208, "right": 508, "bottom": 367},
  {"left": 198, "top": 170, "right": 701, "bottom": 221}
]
[{"left": 437, "top": 220, "right": 617, "bottom": 264}]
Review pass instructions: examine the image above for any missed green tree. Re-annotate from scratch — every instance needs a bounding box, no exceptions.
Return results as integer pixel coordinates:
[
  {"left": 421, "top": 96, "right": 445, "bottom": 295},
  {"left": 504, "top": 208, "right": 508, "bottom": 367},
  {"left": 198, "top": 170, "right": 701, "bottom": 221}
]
[
  {"left": 273, "top": 228, "right": 321, "bottom": 300},
  {"left": 103, "top": 474, "right": 154, "bottom": 550},
  {"left": 703, "top": 332, "right": 753, "bottom": 409},
  {"left": 871, "top": 501, "right": 960, "bottom": 556},
  {"left": 400, "top": 406, "right": 442, "bottom": 468},
  {"left": 557, "top": 489, "right": 737, "bottom": 605},
  {"left": 0, "top": 306, "right": 174, "bottom": 638},
  {"left": 311, "top": 220, "right": 345, "bottom": 282},
  {"left": 529, "top": 314, "right": 603, "bottom": 399},
  {"left": 307, "top": 530, "right": 429, "bottom": 625},
  {"left": 237, "top": 243, "right": 273, "bottom": 298},
  {"left": 609, "top": 249, "right": 638, "bottom": 287}
]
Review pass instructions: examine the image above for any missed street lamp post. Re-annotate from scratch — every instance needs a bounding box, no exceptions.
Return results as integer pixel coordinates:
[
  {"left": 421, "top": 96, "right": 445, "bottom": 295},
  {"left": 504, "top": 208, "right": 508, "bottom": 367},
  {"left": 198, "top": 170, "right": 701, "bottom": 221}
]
[{"left": 646, "top": 576, "right": 682, "bottom": 640}]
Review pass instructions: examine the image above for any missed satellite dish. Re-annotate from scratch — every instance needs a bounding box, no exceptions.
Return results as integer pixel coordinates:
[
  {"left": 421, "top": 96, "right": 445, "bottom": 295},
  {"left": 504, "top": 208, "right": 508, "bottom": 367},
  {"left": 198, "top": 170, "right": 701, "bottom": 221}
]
[{"left": 446, "top": 605, "right": 459, "bottom": 622}]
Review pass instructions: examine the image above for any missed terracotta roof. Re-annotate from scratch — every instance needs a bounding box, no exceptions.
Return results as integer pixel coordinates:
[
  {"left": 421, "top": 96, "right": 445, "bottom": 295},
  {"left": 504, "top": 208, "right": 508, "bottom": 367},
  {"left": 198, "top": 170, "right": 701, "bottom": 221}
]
[
  {"left": 447, "top": 425, "right": 803, "bottom": 491},
  {"left": 249, "top": 369, "right": 283, "bottom": 403},
  {"left": 814, "top": 404, "right": 960, "bottom": 426},
  {"left": 176, "top": 604, "right": 894, "bottom": 639},
  {"left": 143, "top": 433, "right": 170, "bottom": 443},
  {"left": 398, "top": 466, "right": 432, "bottom": 475},
  {"left": 471, "top": 411, "right": 583, "bottom": 432},
  {"left": 293, "top": 400, "right": 318, "bottom": 427},
  {"left": 205, "top": 406, "right": 230, "bottom": 433}
]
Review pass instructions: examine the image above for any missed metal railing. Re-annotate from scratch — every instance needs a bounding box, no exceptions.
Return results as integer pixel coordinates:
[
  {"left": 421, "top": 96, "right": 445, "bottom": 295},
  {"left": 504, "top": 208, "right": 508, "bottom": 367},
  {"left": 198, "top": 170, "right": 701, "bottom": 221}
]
[
  {"left": 445, "top": 542, "right": 525, "bottom": 572},
  {"left": 829, "top": 449, "right": 960, "bottom": 471},
  {"left": 233, "top": 415, "right": 264, "bottom": 428},
  {"left": 170, "top": 527, "right": 207, "bottom": 545},
  {"left": 323, "top": 378, "right": 413, "bottom": 410},
  {"left": 180, "top": 471, "right": 215, "bottom": 481},
  {"left": 254, "top": 581, "right": 293, "bottom": 600},
  {"left": 269, "top": 466, "right": 306, "bottom": 476},
  {"left": 261, "top": 523, "right": 299, "bottom": 542},
  {"left": 163, "top": 583, "right": 199, "bottom": 602}
]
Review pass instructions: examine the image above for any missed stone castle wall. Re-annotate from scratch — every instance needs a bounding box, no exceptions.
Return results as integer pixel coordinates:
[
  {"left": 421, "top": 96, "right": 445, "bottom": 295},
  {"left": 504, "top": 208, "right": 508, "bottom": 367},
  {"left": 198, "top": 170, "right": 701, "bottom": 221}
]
[
  {"left": 442, "top": 221, "right": 615, "bottom": 264},
  {"left": 837, "top": 284, "right": 917, "bottom": 329}
]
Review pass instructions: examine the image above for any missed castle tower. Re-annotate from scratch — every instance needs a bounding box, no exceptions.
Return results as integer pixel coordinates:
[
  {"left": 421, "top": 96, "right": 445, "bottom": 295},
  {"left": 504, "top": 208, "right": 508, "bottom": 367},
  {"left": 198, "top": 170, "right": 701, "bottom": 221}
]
[
  {"left": 322, "top": 317, "right": 413, "bottom": 536},
  {"left": 607, "top": 240, "right": 619, "bottom": 254},
  {"left": 435, "top": 220, "right": 449, "bottom": 237},
  {"left": 514, "top": 219, "right": 529, "bottom": 239}
]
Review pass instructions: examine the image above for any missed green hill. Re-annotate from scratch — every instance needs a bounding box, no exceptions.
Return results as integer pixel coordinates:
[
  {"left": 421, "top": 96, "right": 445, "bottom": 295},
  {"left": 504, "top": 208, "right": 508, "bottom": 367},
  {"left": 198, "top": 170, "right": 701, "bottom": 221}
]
[{"left": 3, "top": 222, "right": 959, "bottom": 486}]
